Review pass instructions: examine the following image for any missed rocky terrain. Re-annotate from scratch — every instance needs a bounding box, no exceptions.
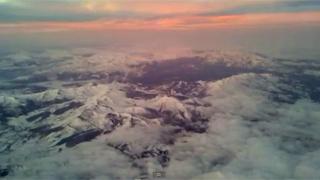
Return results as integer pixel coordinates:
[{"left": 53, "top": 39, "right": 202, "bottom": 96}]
[{"left": 0, "top": 49, "right": 320, "bottom": 179}]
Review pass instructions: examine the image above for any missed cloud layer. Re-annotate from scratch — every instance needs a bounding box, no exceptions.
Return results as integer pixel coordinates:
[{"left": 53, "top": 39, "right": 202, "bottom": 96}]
[
  {"left": 1, "top": 48, "right": 320, "bottom": 179},
  {"left": 0, "top": 0, "right": 319, "bottom": 31}
]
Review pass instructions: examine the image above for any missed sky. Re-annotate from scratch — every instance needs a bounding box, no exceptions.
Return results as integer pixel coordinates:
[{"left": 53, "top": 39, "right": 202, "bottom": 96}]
[
  {"left": 0, "top": 0, "right": 320, "bottom": 59},
  {"left": 0, "top": 0, "right": 320, "bottom": 31}
]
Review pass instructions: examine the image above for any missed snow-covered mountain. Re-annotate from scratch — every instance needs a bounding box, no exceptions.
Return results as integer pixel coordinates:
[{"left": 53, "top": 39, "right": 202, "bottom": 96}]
[{"left": 0, "top": 49, "right": 320, "bottom": 179}]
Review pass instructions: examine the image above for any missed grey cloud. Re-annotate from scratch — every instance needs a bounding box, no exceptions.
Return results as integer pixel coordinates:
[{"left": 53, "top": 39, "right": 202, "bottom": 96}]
[
  {"left": 200, "top": 0, "right": 320, "bottom": 16},
  {"left": 0, "top": 1, "right": 142, "bottom": 22}
]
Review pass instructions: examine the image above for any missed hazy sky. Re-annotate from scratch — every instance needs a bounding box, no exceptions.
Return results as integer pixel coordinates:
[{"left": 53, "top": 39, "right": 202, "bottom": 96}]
[
  {"left": 0, "top": 0, "right": 320, "bottom": 59},
  {"left": 1, "top": 0, "right": 320, "bottom": 31}
]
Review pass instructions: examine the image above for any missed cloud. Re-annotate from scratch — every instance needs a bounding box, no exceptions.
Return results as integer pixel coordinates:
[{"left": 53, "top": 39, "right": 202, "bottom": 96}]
[
  {"left": 0, "top": 0, "right": 319, "bottom": 33},
  {"left": 0, "top": 11, "right": 319, "bottom": 33},
  {"left": 202, "top": 0, "right": 320, "bottom": 16},
  {"left": 1, "top": 48, "right": 320, "bottom": 179},
  {"left": 0, "top": 0, "right": 319, "bottom": 24}
]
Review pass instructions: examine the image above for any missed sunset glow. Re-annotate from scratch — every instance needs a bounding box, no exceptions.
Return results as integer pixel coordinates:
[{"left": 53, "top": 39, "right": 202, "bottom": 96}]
[
  {"left": 1, "top": 12, "right": 320, "bottom": 33},
  {"left": 0, "top": 0, "right": 320, "bottom": 32}
]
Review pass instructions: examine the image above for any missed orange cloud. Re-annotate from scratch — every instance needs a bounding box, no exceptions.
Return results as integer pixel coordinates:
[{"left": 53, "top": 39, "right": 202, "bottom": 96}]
[
  {"left": 81, "top": 0, "right": 248, "bottom": 15},
  {"left": 1, "top": 11, "right": 320, "bottom": 33}
]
